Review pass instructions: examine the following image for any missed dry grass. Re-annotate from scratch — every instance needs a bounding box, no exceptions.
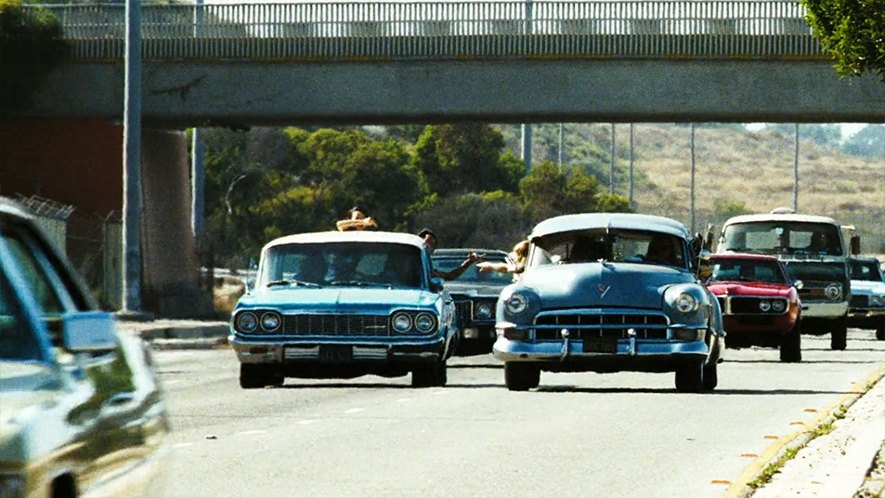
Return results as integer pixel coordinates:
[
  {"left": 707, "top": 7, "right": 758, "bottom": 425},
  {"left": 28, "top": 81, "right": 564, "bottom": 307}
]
[{"left": 622, "top": 125, "right": 885, "bottom": 251}]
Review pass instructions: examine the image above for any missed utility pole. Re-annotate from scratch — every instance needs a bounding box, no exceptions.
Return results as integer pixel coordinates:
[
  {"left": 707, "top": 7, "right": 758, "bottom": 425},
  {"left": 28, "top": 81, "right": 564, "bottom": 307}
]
[
  {"left": 609, "top": 123, "right": 615, "bottom": 194},
  {"left": 629, "top": 123, "right": 635, "bottom": 207},
  {"left": 122, "top": 0, "right": 143, "bottom": 314},
  {"left": 191, "top": 0, "right": 205, "bottom": 240},
  {"left": 793, "top": 123, "right": 799, "bottom": 212},
  {"left": 558, "top": 123, "right": 564, "bottom": 172},
  {"left": 520, "top": 0, "right": 534, "bottom": 175},
  {"left": 690, "top": 123, "right": 696, "bottom": 233}
]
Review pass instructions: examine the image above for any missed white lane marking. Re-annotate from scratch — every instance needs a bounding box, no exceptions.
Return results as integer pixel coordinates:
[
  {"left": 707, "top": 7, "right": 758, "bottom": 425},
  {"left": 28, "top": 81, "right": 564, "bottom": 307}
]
[
  {"left": 432, "top": 390, "right": 449, "bottom": 395},
  {"left": 345, "top": 408, "right": 365, "bottom": 414},
  {"left": 396, "top": 398, "right": 411, "bottom": 403},
  {"left": 173, "top": 442, "right": 195, "bottom": 449},
  {"left": 237, "top": 430, "right": 267, "bottom": 436},
  {"left": 162, "top": 379, "right": 182, "bottom": 385},
  {"left": 298, "top": 419, "right": 318, "bottom": 425}
]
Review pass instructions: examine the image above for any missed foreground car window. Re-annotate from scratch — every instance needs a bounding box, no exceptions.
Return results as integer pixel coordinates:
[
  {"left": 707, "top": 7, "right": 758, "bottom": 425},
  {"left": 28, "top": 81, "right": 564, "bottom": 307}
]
[
  {"left": 709, "top": 261, "right": 788, "bottom": 284},
  {"left": 531, "top": 229, "right": 685, "bottom": 268},
  {"left": 0, "top": 272, "right": 44, "bottom": 362},
  {"left": 260, "top": 242, "right": 424, "bottom": 288}
]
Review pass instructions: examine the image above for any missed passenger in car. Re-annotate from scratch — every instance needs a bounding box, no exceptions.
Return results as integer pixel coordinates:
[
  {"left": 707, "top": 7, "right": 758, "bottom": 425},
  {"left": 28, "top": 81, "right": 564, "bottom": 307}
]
[
  {"left": 478, "top": 239, "right": 529, "bottom": 275},
  {"left": 419, "top": 228, "right": 482, "bottom": 281},
  {"left": 336, "top": 204, "right": 378, "bottom": 231}
]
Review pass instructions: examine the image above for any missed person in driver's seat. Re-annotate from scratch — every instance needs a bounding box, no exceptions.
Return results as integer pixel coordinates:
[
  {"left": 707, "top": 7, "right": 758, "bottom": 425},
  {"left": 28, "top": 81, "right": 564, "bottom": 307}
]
[{"left": 645, "top": 236, "right": 679, "bottom": 265}]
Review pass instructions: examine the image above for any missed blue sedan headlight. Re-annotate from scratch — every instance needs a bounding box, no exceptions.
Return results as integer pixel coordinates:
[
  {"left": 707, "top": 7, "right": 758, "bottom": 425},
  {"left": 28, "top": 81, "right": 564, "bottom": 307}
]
[
  {"left": 236, "top": 312, "right": 259, "bottom": 333},
  {"left": 674, "top": 293, "right": 698, "bottom": 313},
  {"left": 392, "top": 312, "right": 412, "bottom": 333},
  {"left": 505, "top": 293, "right": 529, "bottom": 314},
  {"left": 414, "top": 313, "right": 437, "bottom": 333},
  {"left": 261, "top": 312, "right": 281, "bottom": 332}
]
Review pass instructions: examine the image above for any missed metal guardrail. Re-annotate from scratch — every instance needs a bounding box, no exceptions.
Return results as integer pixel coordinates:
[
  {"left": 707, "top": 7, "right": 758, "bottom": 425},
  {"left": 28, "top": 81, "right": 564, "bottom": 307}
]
[{"left": 29, "top": 1, "right": 825, "bottom": 60}]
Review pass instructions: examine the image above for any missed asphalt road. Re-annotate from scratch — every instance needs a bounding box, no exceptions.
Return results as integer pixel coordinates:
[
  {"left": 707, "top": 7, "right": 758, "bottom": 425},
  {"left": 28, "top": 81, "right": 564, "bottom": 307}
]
[{"left": 151, "top": 328, "right": 884, "bottom": 498}]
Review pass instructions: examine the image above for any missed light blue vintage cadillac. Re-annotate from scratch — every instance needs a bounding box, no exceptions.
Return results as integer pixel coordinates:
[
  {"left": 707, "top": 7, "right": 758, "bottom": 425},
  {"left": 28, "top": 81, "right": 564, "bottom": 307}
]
[
  {"left": 231, "top": 231, "right": 457, "bottom": 388},
  {"left": 492, "top": 213, "right": 725, "bottom": 392}
]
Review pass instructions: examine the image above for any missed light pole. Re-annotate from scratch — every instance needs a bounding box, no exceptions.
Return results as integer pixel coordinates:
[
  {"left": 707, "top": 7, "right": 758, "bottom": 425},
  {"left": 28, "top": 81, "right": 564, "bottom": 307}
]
[{"left": 122, "top": 0, "right": 143, "bottom": 314}]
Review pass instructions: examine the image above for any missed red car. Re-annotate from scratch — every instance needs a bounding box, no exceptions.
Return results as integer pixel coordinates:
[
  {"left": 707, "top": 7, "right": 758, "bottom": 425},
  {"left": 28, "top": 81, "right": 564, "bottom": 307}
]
[{"left": 704, "top": 253, "right": 803, "bottom": 362}]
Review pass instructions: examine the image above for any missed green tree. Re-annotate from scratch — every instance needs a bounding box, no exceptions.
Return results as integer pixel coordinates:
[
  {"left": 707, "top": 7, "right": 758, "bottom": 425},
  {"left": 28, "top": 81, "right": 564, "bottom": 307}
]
[
  {"left": 519, "top": 161, "right": 632, "bottom": 225},
  {"left": 802, "top": 0, "right": 885, "bottom": 81},
  {"left": 414, "top": 123, "right": 522, "bottom": 197},
  {"left": 766, "top": 124, "right": 843, "bottom": 148},
  {"left": 412, "top": 191, "right": 530, "bottom": 249},
  {"left": 297, "top": 128, "right": 424, "bottom": 230},
  {"left": 0, "top": 0, "right": 69, "bottom": 113},
  {"left": 842, "top": 124, "right": 885, "bottom": 158}
]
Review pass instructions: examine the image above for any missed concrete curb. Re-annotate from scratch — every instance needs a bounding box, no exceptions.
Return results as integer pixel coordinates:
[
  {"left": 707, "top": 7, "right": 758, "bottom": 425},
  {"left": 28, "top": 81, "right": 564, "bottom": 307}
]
[
  {"left": 118, "top": 319, "right": 231, "bottom": 350},
  {"left": 724, "top": 366, "right": 885, "bottom": 498}
]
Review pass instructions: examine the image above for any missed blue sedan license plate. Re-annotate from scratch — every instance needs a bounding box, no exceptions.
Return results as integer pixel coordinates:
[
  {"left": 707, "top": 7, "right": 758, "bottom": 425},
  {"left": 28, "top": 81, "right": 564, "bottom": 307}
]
[
  {"left": 319, "top": 345, "right": 353, "bottom": 362},
  {"left": 583, "top": 337, "right": 618, "bottom": 353}
]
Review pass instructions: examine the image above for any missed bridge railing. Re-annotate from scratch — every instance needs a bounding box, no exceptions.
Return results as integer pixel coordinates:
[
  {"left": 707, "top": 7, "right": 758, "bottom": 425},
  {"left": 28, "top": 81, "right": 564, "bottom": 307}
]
[{"left": 29, "top": 1, "right": 826, "bottom": 60}]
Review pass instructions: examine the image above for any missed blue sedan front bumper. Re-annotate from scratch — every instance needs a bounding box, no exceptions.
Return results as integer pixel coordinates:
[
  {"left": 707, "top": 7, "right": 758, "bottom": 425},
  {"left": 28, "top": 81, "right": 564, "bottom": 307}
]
[{"left": 492, "top": 336, "right": 716, "bottom": 373}]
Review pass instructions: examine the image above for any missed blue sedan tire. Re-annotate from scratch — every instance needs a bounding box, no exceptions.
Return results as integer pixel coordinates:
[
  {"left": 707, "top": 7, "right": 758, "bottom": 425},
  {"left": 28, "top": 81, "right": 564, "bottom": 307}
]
[
  {"left": 675, "top": 363, "right": 703, "bottom": 393},
  {"left": 829, "top": 317, "right": 848, "bottom": 350},
  {"left": 504, "top": 363, "right": 540, "bottom": 391},
  {"left": 411, "top": 360, "right": 447, "bottom": 388}
]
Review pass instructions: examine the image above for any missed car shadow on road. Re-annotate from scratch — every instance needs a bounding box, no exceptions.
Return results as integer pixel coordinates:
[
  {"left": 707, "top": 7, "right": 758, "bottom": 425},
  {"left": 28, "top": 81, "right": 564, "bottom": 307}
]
[
  {"left": 277, "top": 382, "right": 415, "bottom": 389},
  {"left": 448, "top": 363, "right": 502, "bottom": 370},
  {"left": 531, "top": 385, "right": 856, "bottom": 395},
  {"left": 725, "top": 358, "right": 881, "bottom": 364}
]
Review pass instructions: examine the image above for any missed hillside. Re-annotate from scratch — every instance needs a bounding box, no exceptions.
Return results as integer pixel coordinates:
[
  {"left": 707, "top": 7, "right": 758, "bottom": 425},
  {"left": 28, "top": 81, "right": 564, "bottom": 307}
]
[{"left": 497, "top": 123, "right": 885, "bottom": 252}]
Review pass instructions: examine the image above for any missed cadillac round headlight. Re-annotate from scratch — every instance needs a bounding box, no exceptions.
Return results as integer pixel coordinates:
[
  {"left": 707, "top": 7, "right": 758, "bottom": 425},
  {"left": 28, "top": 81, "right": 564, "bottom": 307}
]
[
  {"left": 771, "top": 300, "right": 787, "bottom": 313},
  {"left": 414, "top": 312, "right": 436, "bottom": 333},
  {"left": 505, "top": 293, "right": 529, "bottom": 314},
  {"left": 392, "top": 312, "right": 412, "bottom": 333},
  {"left": 759, "top": 300, "right": 771, "bottom": 312},
  {"left": 825, "top": 283, "right": 842, "bottom": 300},
  {"left": 261, "top": 312, "right": 281, "bottom": 332},
  {"left": 236, "top": 312, "right": 258, "bottom": 332},
  {"left": 475, "top": 302, "right": 494, "bottom": 319},
  {"left": 674, "top": 293, "right": 698, "bottom": 313}
]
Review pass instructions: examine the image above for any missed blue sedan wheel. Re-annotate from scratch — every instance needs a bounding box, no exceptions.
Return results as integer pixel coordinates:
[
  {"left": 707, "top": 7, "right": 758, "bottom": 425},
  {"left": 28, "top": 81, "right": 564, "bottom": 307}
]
[{"left": 504, "top": 363, "right": 540, "bottom": 391}]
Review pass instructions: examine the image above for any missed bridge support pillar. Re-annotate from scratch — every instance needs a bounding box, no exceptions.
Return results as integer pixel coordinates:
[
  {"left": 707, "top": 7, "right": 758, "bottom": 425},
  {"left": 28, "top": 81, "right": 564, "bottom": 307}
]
[{"left": 141, "top": 129, "right": 214, "bottom": 318}]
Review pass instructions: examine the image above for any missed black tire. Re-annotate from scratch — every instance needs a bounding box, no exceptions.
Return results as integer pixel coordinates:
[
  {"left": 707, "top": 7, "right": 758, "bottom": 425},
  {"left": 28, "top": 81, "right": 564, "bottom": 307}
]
[
  {"left": 675, "top": 362, "right": 703, "bottom": 393},
  {"left": 411, "top": 360, "right": 447, "bottom": 388},
  {"left": 876, "top": 320, "right": 885, "bottom": 341},
  {"left": 702, "top": 361, "right": 718, "bottom": 391},
  {"left": 504, "top": 363, "right": 540, "bottom": 391},
  {"left": 779, "top": 322, "right": 803, "bottom": 362},
  {"left": 829, "top": 316, "right": 848, "bottom": 351},
  {"left": 239, "top": 364, "right": 268, "bottom": 389}
]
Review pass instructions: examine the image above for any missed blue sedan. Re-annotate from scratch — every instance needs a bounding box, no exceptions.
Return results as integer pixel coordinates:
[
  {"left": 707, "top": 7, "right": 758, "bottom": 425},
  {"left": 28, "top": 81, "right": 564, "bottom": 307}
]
[
  {"left": 493, "top": 213, "right": 725, "bottom": 392},
  {"left": 231, "top": 231, "right": 457, "bottom": 388}
]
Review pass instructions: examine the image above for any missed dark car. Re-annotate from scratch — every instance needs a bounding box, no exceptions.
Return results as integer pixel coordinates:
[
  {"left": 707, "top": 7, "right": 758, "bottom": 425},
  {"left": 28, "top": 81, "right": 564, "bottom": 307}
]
[
  {"left": 704, "top": 253, "right": 803, "bottom": 362},
  {"left": 0, "top": 197, "right": 169, "bottom": 498},
  {"left": 431, "top": 248, "right": 514, "bottom": 354}
]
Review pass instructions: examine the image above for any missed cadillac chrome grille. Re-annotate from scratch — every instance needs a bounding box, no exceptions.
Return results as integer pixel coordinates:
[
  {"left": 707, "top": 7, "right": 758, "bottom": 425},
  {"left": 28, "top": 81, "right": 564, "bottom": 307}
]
[
  {"left": 452, "top": 298, "right": 473, "bottom": 327},
  {"left": 282, "top": 314, "right": 389, "bottom": 336},
  {"left": 533, "top": 312, "right": 668, "bottom": 340}
]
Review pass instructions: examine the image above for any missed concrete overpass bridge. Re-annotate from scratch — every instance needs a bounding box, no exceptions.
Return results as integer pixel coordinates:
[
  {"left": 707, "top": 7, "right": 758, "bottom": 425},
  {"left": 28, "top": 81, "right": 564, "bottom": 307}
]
[
  {"left": 8, "top": 1, "right": 883, "bottom": 317},
  {"left": 23, "top": 0, "right": 885, "bottom": 126}
]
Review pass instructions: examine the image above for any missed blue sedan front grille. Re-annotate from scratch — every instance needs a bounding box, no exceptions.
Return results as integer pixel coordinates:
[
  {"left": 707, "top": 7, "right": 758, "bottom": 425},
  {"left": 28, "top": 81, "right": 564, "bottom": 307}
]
[
  {"left": 533, "top": 312, "right": 669, "bottom": 340},
  {"left": 283, "top": 314, "right": 390, "bottom": 336}
]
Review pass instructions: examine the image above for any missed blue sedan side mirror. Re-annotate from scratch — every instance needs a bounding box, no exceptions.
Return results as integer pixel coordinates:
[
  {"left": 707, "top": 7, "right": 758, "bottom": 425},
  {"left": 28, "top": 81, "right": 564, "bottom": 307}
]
[
  {"left": 429, "top": 277, "right": 444, "bottom": 293},
  {"left": 62, "top": 311, "right": 118, "bottom": 353}
]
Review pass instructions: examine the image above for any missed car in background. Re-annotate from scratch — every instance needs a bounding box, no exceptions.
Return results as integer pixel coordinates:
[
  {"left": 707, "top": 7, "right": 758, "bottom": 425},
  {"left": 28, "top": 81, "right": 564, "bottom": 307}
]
[
  {"left": 848, "top": 257, "right": 885, "bottom": 340},
  {"left": 704, "top": 253, "right": 803, "bottom": 362},
  {"left": 431, "top": 248, "right": 513, "bottom": 354},
  {"left": 0, "top": 197, "right": 169, "bottom": 498},
  {"left": 492, "top": 213, "right": 725, "bottom": 392},
  {"left": 230, "top": 231, "right": 458, "bottom": 388}
]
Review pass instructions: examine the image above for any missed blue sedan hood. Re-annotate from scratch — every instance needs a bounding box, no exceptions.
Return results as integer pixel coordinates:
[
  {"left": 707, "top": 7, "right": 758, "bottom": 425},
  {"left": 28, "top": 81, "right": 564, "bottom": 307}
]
[
  {"left": 518, "top": 263, "right": 696, "bottom": 309},
  {"left": 237, "top": 287, "right": 439, "bottom": 314}
]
